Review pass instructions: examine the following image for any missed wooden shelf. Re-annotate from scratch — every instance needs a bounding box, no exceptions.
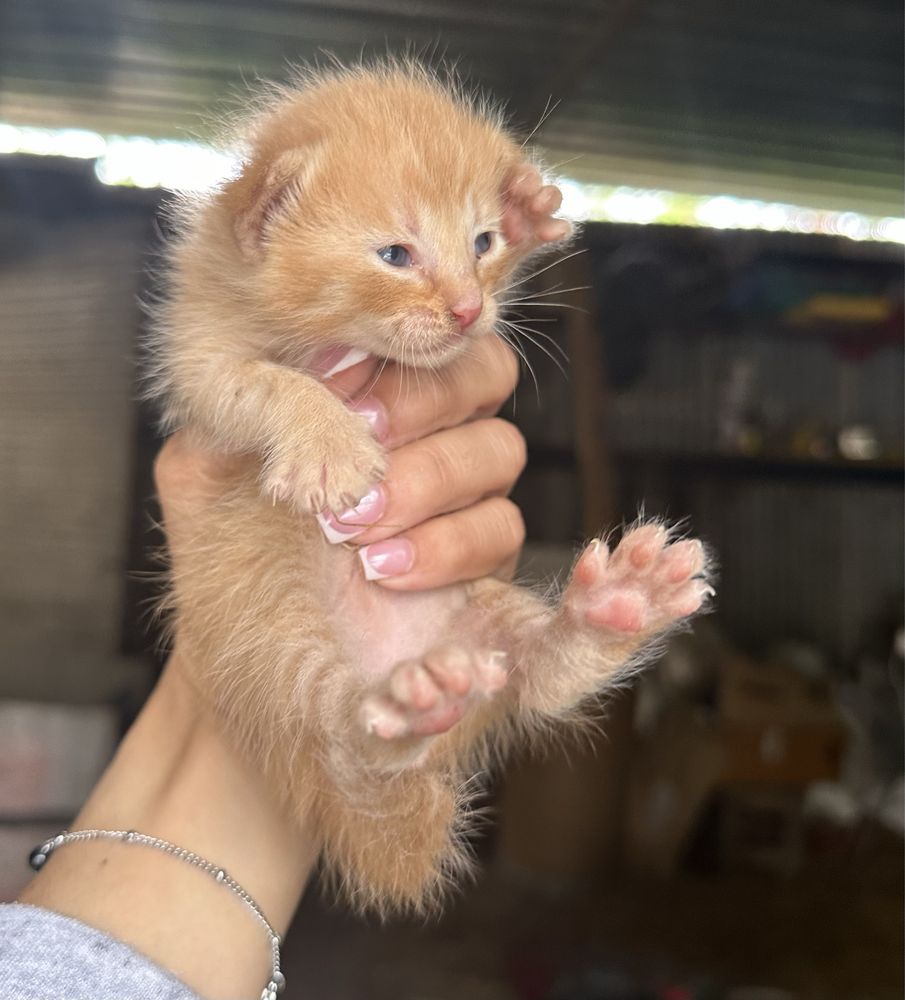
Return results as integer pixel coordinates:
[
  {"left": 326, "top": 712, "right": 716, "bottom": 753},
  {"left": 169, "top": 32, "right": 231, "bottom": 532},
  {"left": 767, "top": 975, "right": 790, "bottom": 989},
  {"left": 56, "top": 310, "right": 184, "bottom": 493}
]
[{"left": 527, "top": 445, "right": 904, "bottom": 486}]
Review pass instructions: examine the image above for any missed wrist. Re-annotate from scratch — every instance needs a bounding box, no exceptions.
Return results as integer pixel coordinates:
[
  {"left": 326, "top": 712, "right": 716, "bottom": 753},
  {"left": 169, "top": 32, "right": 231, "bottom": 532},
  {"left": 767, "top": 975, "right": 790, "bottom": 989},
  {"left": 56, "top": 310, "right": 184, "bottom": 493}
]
[
  {"left": 98, "top": 656, "right": 314, "bottom": 919},
  {"left": 21, "top": 654, "right": 317, "bottom": 999},
  {"left": 144, "top": 657, "right": 317, "bottom": 931}
]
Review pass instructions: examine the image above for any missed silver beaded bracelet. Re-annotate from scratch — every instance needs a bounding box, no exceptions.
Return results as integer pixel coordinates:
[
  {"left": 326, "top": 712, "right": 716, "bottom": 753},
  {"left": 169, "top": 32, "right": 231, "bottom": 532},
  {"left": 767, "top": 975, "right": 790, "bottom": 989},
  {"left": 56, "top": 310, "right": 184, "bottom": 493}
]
[{"left": 29, "top": 828, "right": 285, "bottom": 1000}]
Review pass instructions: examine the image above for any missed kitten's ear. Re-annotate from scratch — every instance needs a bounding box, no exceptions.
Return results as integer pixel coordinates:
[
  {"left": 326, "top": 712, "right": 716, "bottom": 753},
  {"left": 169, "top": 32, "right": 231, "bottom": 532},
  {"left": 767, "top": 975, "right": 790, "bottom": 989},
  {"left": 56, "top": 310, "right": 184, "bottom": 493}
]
[{"left": 232, "top": 148, "right": 315, "bottom": 258}]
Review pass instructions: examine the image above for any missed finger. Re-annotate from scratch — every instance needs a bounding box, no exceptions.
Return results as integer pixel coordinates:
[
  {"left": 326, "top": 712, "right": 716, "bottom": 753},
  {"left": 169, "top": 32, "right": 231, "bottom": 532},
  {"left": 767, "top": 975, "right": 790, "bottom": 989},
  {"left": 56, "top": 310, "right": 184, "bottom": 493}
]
[
  {"left": 357, "top": 496, "right": 526, "bottom": 591},
  {"left": 316, "top": 418, "right": 526, "bottom": 546},
  {"left": 529, "top": 185, "right": 563, "bottom": 217},
  {"left": 307, "top": 336, "right": 520, "bottom": 449},
  {"left": 309, "top": 347, "right": 380, "bottom": 398},
  {"left": 508, "top": 165, "right": 543, "bottom": 200},
  {"left": 359, "top": 335, "right": 520, "bottom": 448},
  {"left": 493, "top": 549, "right": 520, "bottom": 583},
  {"left": 536, "top": 218, "right": 572, "bottom": 243},
  {"left": 304, "top": 348, "right": 393, "bottom": 442}
]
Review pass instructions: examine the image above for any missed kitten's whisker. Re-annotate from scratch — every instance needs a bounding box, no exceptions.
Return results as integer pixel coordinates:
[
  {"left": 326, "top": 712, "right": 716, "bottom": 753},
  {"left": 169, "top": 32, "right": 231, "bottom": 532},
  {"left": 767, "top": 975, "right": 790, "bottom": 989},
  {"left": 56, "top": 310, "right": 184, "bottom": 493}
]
[
  {"left": 496, "top": 326, "right": 541, "bottom": 403},
  {"left": 519, "top": 95, "right": 561, "bottom": 149},
  {"left": 496, "top": 249, "right": 588, "bottom": 294},
  {"left": 427, "top": 355, "right": 442, "bottom": 412},
  {"left": 498, "top": 317, "right": 568, "bottom": 373},
  {"left": 504, "top": 284, "right": 591, "bottom": 301},
  {"left": 355, "top": 353, "right": 390, "bottom": 405},
  {"left": 500, "top": 319, "right": 569, "bottom": 363},
  {"left": 510, "top": 279, "right": 570, "bottom": 296},
  {"left": 494, "top": 330, "right": 525, "bottom": 411},
  {"left": 400, "top": 340, "right": 413, "bottom": 409},
  {"left": 545, "top": 153, "right": 583, "bottom": 173},
  {"left": 387, "top": 334, "right": 407, "bottom": 412},
  {"left": 500, "top": 321, "right": 568, "bottom": 377},
  {"left": 504, "top": 312, "right": 559, "bottom": 325},
  {"left": 505, "top": 301, "right": 588, "bottom": 315},
  {"left": 411, "top": 342, "right": 425, "bottom": 407},
  {"left": 499, "top": 315, "right": 566, "bottom": 357}
]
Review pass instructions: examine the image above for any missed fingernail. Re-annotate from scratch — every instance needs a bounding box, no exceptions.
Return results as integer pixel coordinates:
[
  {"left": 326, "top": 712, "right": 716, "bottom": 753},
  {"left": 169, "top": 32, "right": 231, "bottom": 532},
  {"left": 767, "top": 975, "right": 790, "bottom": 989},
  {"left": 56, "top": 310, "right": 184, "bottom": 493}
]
[
  {"left": 316, "top": 486, "right": 385, "bottom": 544},
  {"left": 349, "top": 396, "right": 389, "bottom": 442},
  {"left": 358, "top": 539, "right": 415, "bottom": 580},
  {"left": 311, "top": 346, "right": 370, "bottom": 379}
]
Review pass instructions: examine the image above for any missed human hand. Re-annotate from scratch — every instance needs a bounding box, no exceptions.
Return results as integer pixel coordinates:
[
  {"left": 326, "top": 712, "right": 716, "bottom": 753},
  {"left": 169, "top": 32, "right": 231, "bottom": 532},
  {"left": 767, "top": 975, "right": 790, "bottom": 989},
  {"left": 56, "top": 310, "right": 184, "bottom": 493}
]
[
  {"left": 501, "top": 163, "right": 572, "bottom": 248},
  {"left": 155, "top": 335, "right": 526, "bottom": 593}
]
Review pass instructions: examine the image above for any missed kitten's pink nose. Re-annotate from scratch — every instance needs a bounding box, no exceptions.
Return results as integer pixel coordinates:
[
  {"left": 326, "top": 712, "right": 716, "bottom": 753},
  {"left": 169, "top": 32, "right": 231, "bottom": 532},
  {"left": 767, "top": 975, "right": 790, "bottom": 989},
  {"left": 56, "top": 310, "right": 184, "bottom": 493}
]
[{"left": 450, "top": 299, "right": 483, "bottom": 330}]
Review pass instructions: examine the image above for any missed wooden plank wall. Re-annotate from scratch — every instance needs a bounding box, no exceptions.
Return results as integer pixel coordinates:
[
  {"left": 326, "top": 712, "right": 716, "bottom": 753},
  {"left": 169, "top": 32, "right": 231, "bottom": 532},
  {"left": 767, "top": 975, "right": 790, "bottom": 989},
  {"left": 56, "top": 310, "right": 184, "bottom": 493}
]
[{"left": 0, "top": 213, "right": 148, "bottom": 702}]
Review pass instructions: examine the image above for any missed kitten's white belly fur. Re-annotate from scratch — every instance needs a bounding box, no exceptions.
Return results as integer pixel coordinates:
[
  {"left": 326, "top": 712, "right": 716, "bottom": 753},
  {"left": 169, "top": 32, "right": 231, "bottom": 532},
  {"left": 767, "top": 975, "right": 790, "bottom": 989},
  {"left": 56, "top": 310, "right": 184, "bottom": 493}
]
[{"left": 322, "top": 546, "right": 468, "bottom": 677}]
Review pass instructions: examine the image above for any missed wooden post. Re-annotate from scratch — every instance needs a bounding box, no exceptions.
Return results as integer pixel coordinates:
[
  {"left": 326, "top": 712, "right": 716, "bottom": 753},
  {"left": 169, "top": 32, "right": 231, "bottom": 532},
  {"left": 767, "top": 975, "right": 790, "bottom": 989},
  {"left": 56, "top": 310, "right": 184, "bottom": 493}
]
[{"left": 497, "top": 245, "right": 637, "bottom": 885}]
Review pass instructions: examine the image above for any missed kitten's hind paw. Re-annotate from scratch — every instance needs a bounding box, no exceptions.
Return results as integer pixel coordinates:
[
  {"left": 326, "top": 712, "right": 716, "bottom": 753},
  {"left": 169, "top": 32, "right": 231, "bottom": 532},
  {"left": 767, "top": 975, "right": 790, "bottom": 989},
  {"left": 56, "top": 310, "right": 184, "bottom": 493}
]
[
  {"left": 566, "top": 525, "right": 713, "bottom": 636},
  {"left": 361, "top": 646, "right": 508, "bottom": 741}
]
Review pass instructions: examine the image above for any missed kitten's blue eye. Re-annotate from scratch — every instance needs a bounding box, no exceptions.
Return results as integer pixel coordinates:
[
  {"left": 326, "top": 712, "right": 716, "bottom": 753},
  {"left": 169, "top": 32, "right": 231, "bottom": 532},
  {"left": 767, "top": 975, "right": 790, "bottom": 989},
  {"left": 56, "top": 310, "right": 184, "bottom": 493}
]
[
  {"left": 377, "top": 245, "right": 412, "bottom": 267},
  {"left": 474, "top": 232, "right": 493, "bottom": 257}
]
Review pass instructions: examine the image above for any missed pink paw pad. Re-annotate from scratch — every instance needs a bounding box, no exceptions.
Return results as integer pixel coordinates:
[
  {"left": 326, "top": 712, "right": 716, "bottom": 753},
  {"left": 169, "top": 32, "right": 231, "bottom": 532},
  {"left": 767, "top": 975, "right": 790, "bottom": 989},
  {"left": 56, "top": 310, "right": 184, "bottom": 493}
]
[
  {"left": 361, "top": 647, "right": 509, "bottom": 741},
  {"left": 587, "top": 592, "right": 647, "bottom": 632},
  {"left": 568, "top": 525, "right": 712, "bottom": 634}
]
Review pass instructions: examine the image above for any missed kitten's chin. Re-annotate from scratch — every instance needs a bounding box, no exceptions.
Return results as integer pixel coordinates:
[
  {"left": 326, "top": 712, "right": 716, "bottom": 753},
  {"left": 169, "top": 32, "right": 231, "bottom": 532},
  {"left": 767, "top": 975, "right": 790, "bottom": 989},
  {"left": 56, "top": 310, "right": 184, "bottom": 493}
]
[{"left": 398, "top": 333, "right": 479, "bottom": 371}]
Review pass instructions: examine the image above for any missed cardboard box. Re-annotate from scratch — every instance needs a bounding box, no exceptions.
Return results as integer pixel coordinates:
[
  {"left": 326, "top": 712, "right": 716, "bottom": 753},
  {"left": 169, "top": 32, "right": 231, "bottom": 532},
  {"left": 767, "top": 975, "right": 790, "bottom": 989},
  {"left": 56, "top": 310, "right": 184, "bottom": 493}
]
[
  {"left": 624, "top": 704, "right": 724, "bottom": 874},
  {"left": 718, "top": 657, "right": 847, "bottom": 785},
  {"left": 497, "top": 690, "right": 635, "bottom": 886}
]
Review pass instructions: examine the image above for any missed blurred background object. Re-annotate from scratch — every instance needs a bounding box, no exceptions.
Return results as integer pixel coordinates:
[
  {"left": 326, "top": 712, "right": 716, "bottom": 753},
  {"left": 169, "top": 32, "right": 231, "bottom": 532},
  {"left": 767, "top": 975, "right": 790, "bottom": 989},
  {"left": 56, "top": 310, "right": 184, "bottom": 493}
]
[{"left": 1, "top": 1, "right": 902, "bottom": 998}]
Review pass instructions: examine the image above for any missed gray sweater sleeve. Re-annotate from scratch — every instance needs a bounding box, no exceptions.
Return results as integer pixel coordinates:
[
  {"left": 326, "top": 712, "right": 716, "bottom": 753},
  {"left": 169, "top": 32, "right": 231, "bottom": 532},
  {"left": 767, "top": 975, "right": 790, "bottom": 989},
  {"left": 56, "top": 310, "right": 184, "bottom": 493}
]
[{"left": 0, "top": 903, "right": 202, "bottom": 1000}]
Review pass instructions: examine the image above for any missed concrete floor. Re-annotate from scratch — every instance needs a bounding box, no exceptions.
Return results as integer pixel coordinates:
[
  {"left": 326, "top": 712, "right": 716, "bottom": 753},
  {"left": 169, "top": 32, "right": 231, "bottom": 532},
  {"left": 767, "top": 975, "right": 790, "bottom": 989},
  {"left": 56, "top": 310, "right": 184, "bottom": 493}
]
[{"left": 281, "top": 827, "right": 903, "bottom": 1000}]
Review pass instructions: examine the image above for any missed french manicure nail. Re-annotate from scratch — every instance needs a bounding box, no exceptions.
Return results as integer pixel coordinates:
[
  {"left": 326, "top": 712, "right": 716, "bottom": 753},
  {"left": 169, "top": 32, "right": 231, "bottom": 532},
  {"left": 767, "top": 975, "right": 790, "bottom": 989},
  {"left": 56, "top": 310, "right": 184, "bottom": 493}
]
[
  {"left": 337, "top": 486, "right": 384, "bottom": 526},
  {"left": 358, "top": 539, "right": 415, "bottom": 581},
  {"left": 348, "top": 396, "right": 389, "bottom": 442},
  {"left": 316, "top": 486, "right": 385, "bottom": 544},
  {"left": 312, "top": 346, "right": 370, "bottom": 379}
]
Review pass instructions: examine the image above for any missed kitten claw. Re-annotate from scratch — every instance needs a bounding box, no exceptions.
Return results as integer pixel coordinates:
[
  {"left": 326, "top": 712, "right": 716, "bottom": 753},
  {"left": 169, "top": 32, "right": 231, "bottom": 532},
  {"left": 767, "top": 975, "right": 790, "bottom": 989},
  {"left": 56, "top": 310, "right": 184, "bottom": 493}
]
[
  {"left": 362, "top": 701, "right": 409, "bottom": 740},
  {"left": 262, "top": 419, "right": 385, "bottom": 514},
  {"left": 656, "top": 539, "right": 705, "bottom": 584}
]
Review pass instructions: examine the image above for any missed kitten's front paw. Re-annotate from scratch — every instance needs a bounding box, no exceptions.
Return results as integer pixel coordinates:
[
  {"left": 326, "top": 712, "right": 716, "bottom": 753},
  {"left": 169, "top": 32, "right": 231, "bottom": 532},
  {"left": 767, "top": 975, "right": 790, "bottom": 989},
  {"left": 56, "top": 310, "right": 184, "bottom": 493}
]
[
  {"left": 263, "top": 420, "right": 386, "bottom": 514},
  {"left": 565, "top": 525, "right": 713, "bottom": 635},
  {"left": 361, "top": 646, "right": 508, "bottom": 741},
  {"left": 502, "top": 164, "right": 573, "bottom": 249}
]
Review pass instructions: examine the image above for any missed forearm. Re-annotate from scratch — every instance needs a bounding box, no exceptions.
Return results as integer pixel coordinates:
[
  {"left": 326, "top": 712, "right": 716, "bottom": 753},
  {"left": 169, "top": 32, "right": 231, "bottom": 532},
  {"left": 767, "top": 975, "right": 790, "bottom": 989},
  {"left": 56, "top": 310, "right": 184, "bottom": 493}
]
[{"left": 19, "top": 655, "right": 317, "bottom": 1000}]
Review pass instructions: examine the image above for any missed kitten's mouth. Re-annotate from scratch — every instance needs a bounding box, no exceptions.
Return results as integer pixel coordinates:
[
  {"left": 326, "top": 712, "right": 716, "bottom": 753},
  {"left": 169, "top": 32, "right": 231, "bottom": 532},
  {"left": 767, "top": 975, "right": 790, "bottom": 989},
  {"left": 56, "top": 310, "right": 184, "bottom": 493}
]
[{"left": 385, "top": 311, "right": 490, "bottom": 369}]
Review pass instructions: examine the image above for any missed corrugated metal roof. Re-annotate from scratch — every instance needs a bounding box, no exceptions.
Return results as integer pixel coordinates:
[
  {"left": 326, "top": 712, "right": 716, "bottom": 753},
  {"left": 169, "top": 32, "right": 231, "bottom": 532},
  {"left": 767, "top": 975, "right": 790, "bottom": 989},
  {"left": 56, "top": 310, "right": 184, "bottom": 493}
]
[
  {"left": 544, "top": 0, "right": 903, "bottom": 214},
  {"left": 0, "top": 0, "right": 901, "bottom": 213}
]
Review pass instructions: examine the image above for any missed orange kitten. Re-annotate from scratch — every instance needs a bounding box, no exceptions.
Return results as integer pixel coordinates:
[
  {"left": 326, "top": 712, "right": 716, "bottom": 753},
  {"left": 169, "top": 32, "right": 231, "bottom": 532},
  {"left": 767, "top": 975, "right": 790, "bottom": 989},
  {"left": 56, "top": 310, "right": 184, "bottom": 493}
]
[{"left": 149, "top": 62, "right": 712, "bottom": 915}]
